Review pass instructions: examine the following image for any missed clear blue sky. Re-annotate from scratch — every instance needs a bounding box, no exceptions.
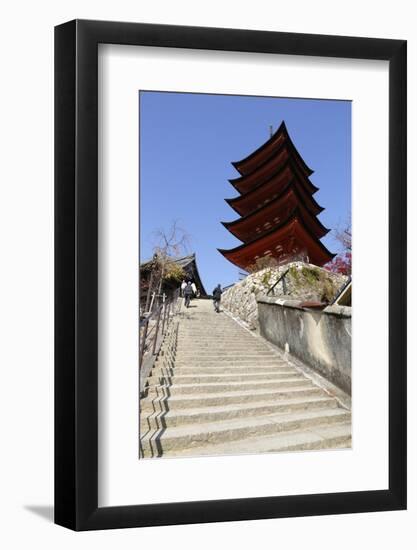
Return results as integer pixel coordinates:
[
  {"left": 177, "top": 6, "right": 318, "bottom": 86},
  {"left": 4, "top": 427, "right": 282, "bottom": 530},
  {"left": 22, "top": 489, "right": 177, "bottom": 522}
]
[{"left": 139, "top": 91, "right": 351, "bottom": 293}]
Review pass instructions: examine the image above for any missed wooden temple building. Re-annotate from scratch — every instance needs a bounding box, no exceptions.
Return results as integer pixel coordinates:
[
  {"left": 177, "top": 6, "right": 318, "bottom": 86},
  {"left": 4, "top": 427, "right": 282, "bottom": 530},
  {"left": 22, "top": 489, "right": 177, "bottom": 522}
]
[
  {"left": 140, "top": 253, "right": 207, "bottom": 309},
  {"left": 218, "top": 121, "right": 335, "bottom": 270}
]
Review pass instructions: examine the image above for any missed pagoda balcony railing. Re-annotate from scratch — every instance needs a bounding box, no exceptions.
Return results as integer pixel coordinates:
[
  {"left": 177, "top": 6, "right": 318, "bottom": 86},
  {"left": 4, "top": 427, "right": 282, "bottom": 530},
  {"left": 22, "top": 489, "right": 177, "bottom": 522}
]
[{"left": 139, "top": 287, "right": 181, "bottom": 395}]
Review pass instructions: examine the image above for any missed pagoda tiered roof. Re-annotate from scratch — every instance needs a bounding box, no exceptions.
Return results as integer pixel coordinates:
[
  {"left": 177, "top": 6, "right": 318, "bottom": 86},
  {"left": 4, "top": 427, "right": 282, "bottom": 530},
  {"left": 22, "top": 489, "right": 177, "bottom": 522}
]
[
  {"left": 232, "top": 121, "right": 313, "bottom": 178},
  {"left": 218, "top": 209, "right": 335, "bottom": 270},
  {"left": 229, "top": 149, "right": 319, "bottom": 195},
  {"left": 222, "top": 184, "right": 329, "bottom": 243},
  {"left": 225, "top": 161, "right": 322, "bottom": 217},
  {"left": 218, "top": 120, "right": 334, "bottom": 270}
]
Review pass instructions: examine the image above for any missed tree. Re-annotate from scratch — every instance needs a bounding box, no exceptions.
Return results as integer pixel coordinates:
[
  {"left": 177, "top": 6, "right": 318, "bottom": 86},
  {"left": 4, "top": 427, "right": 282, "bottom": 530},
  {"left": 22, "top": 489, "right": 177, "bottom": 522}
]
[
  {"left": 326, "top": 252, "right": 352, "bottom": 276},
  {"left": 141, "top": 221, "right": 191, "bottom": 312},
  {"left": 334, "top": 223, "right": 352, "bottom": 253},
  {"left": 152, "top": 219, "right": 190, "bottom": 260},
  {"left": 325, "top": 220, "right": 352, "bottom": 276}
]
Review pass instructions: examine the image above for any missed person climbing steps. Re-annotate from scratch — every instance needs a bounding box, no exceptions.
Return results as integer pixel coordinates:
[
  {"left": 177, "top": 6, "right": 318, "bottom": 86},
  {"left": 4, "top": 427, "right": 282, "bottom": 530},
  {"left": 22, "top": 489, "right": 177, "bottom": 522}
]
[
  {"left": 212, "top": 284, "right": 222, "bottom": 313},
  {"left": 183, "top": 281, "right": 194, "bottom": 308}
]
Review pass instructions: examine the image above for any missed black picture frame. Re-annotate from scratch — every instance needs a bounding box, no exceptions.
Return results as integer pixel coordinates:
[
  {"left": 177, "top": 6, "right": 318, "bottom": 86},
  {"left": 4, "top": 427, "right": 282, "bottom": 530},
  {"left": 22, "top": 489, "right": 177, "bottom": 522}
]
[{"left": 55, "top": 19, "right": 407, "bottom": 531}]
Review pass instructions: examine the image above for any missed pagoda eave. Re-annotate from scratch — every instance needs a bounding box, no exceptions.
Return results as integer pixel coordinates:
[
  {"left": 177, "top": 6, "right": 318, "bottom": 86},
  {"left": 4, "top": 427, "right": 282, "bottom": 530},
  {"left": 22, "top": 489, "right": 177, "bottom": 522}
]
[
  {"left": 222, "top": 204, "right": 330, "bottom": 242},
  {"left": 223, "top": 183, "right": 328, "bottom": 237},
  {"left": 231, "top": 121, "right": 287, "bottom": 175},
  {"left": 225, "top": 174, "right": 324, "bottom": 218},
  {"left": 229, "top": 154, "right": 318, "bottom": 196},
  {"left": 218, "top": 215, "right": 335, "bottom": 270},
  {"left": 232, "top": 121, "right": 314, "bottom": 178}
]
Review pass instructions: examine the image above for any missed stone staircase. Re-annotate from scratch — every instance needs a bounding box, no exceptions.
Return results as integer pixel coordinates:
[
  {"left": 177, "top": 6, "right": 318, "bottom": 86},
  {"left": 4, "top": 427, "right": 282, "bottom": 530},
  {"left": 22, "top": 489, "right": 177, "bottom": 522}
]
[{"left": 140, "top": 299, "right": 351, "bottom": 458}]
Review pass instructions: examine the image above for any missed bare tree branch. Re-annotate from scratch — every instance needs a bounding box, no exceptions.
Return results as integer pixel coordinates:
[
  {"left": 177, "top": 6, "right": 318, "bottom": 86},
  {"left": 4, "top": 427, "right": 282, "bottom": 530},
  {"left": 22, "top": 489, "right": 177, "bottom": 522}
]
[
  {"left": 331, "top": 216, "right": 352, "bottom": 252},
  {"left": 152, "top": 219, "right": 191, "bottom": 259},
  {"left": 149, "top": 220, "right": 192, "bottom": 294}
]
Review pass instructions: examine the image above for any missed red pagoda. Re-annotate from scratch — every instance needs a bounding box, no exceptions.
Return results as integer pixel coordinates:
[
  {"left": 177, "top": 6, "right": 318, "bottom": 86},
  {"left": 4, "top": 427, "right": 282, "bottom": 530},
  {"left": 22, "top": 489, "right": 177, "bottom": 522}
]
[{"left": 218, "top": 121, "right": 335, "bottom": 270}]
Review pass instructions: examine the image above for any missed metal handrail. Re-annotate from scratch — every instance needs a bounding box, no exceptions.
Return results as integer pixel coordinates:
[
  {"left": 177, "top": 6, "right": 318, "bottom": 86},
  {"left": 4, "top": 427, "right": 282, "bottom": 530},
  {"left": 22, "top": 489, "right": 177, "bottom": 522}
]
[
  {"left": 331, "top": 275, "right": 352, "bottom": 305},
  {"left": 267, "top": 268, "right": 290, "bottom": 296},
  {"left": 139, "top": 287, "right": 181, "bottom": 392}
]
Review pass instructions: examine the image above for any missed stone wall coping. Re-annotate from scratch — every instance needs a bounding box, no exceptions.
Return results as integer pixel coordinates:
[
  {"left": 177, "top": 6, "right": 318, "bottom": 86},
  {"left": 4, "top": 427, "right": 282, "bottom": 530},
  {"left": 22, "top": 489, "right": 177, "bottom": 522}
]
[{"left": 257, "top": 295, "right": 351, "bottom": 318}]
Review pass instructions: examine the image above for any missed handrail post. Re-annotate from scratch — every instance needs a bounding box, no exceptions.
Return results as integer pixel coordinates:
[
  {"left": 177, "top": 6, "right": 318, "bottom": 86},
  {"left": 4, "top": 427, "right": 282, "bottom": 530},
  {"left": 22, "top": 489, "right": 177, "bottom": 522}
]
[
  {"left": 144, "top": 270, "right": 154, "bottom": 313},
  {"left": 149, "top": 291, "right": 155, "bottom": 314},
  {"left": 152, "top": 305, "right": 162, "bottom": 355},
  {"left": 140, "top": 285, "right": 182, "bottom": 389},
  {"left": 161, "top": 294, "right": 167, "bottom": 336},
  {"left": 167, "top": 300, "right": 172, "bottom": 328},
  {"left": 139, "top": 318, "right": 149, "bottom": 369}
]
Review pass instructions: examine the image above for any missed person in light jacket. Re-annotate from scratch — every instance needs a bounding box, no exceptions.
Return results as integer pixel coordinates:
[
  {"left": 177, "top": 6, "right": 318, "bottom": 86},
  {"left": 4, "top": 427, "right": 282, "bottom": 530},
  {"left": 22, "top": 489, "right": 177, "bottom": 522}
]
[{"left": 183, "top": 281, "right": 194, "bottom": 308}]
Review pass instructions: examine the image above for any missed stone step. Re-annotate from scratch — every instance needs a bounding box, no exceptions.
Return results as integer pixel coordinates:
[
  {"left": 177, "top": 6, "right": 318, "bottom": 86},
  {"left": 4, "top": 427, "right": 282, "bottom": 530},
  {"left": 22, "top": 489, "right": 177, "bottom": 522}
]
[
  {"left": 156, "top": 362, "right": 288, "bottom": 371},
  {"left": 177, "top": 338, "right": 252, "bottom": 345},
  {"left": 140, "top": 408, "right": 351, "bottom": 456},
  {"left": 177, "top": 342, "right": 257, "bottom": 347},
  {"left": 173, "top": 358, "right": 288, "bottom": 367},
  {"left": 178, "top": 328, "right": 242, "bottom": 334},
  {"left": 176, "top": 343, "right": 268, "bottom": 349},
  {"left": 140, "top": 385, "right": 323, "bottom": 411},
  {"left": 177, "top": 330, "right": 249, "bottom": 334},
  {"left": 160, "top": 423, "right": 352, "bottom": 458},
  {"left": 174, "top": 354, "right": 277, "bottom": 361},
  {"left": 140, "top": 395, "right": 339, "bottom": 431},
  {"left": 150, "top": 365, "right": 293, "bottom": 376},
  {"left": 176, "top": 349, "right": 274, "bottom": 356},
  {"left": 180, "top": 346, "right": 275, "bottom": 353},
  {"left": 147, "top": 371, "right": 300, "bottom": 386},
  {"left": 178, "top": 332, "right": 249, "bottom": 340},
  {"left": 175, "top": 349, "right": 270, "bottom": 355},
  {"left": 179, "top": 322, "right": 241, "bottom": 325},
  {"left": 150, "top": 364, "right": 297, "bottom": 375},
  {"left": 178, "top": 328, "right": 248, "bottom": 332},
  {"left": 174, "top": 350, "right": 275, "bottom": 357},
  {"left": 177, "top": 337, "right": 253, "bottom": 343},
  {"left": 148, "top": 377, "right": 310, "bottom": 396},
  {"left": 178, "top": 328, "right": 244, "bottom": 332}
]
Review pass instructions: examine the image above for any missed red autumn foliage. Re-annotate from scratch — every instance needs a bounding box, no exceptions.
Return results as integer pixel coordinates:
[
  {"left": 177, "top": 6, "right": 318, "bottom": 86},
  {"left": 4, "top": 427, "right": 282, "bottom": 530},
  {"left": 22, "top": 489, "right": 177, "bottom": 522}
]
[
  {"left": 325, "top": 221, "right": 352, "bottom": 275},
  {"left": 325, "top": 251, "right": 351, "bottom": 276}
]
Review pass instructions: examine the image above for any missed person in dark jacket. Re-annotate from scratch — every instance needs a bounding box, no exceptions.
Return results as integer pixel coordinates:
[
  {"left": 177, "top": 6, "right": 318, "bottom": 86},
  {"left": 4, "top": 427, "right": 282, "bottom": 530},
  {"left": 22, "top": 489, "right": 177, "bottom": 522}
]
[
  {"left": 212, "top": 284, "right": 222, "bottom": 313},
  {"left": 183, "top": 281, "right": 194, "bottom": 308}
]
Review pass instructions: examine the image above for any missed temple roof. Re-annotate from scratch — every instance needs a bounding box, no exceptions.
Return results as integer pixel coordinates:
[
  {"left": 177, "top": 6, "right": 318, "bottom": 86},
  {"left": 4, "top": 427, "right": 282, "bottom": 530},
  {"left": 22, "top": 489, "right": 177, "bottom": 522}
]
[
  {"left": 231, "top": 121, "right": 313, "bottom": 179},
  {"left": 219, "top": 120, "right": 334, "bottom": 270},
  {"left": 229, "top": 152, "right": 319, "bottom": 196},
  {"left": 225, "top": 163, "right": 324, "bottom": 218},
  {"left": 140, "top": 253, "right": 207, "bottom": 296},
  {"left": 222, "top": 184, "right": 329, "bottom": 242},
  {"left": 218, "top": 209, "right": 335, "bottom": 270}
]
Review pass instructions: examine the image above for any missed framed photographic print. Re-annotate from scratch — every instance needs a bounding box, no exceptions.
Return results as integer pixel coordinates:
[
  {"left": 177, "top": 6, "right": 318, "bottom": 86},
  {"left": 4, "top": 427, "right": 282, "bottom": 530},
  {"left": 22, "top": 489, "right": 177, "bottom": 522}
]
[{"left": 55, "top": 19, "right": 406, "bottom": 530}]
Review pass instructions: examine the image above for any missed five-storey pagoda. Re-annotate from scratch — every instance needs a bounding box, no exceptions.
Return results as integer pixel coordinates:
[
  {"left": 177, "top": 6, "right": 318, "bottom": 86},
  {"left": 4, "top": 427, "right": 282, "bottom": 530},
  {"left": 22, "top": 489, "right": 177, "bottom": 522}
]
[{"left": 218, "top": 121, "right": 335, "bottom": 270}]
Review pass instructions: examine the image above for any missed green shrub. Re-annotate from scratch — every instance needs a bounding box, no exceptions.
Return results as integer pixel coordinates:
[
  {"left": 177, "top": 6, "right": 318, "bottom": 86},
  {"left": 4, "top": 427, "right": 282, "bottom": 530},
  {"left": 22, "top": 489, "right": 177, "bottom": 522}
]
[
  {"left": 261, "top": 270, "right": 272, "bottom": 286},
  {"left": 163, "top": 262, "right": 185, "bottom": 283},
  {"left": 301, "top": 266, "right": 320, "bottom": 284},
  {"left": 321, "top": 280, "right": 336, "bottom": 303}
]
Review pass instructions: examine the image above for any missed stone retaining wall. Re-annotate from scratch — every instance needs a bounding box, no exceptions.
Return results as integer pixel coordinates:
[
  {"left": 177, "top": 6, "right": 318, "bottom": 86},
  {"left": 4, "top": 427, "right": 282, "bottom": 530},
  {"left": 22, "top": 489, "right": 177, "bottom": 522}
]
[{"left": 222, "top": 262, "right": 347, "bottom": 330}]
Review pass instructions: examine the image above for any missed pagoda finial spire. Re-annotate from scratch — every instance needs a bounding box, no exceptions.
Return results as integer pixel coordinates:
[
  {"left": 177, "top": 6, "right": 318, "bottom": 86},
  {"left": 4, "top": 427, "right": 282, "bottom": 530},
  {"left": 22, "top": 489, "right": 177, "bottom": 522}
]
[{"left": 269, "top": 125, "right": 273, "bottom": 138}]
